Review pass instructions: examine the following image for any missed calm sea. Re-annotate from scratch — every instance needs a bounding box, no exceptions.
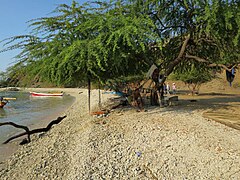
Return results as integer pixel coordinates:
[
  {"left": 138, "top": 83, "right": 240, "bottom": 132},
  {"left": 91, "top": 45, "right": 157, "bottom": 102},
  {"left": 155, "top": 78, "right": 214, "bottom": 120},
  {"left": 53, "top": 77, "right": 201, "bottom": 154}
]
[{"left": 0, "top": 91, "right": 75, "bottom": 144}]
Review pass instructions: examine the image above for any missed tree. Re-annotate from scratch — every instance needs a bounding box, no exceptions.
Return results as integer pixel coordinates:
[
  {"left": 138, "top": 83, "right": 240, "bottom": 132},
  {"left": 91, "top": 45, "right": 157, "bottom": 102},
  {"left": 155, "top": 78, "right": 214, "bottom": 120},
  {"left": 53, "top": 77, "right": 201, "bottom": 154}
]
[
  {"left": 1, "top": 1, "right": 156, "bottom": 87},
  {"left": 140, "top": 0, "right": 239, "bottom": 104},
  {"left": 0, "top": 0, "right": 239, "bottom": 91},
  {"left": 145, "top": 0, "right": 239, "bottom": 75},
  {"left": 173, "top": 64, "right": 213, "bottom": 95}
]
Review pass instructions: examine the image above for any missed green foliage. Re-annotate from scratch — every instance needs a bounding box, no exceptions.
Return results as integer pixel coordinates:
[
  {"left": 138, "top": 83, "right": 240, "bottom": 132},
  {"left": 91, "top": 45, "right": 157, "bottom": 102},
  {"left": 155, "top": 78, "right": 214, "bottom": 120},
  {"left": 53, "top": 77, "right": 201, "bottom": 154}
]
[
  {"left": 172, "top": 63, "right": 213, "bottom": 94},
  {"left": 0, "top": 71, "right": 8, "bottom": 87},
  {"left": 2, "top": 0, "right": 156, "bottom": 86},
  {"left": 173, "top": 65, "right": 213, "bottom": 85},
  {"left": 0, "top": 0, "right": 239, "bottom": 87}
]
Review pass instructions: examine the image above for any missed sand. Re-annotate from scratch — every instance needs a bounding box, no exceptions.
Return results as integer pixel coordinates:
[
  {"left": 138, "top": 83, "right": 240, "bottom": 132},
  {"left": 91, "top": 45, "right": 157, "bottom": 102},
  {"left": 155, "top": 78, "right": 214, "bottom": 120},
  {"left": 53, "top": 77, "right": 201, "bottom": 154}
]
[{"left": 0, "top": 86, "right": 240, "bottom": 179}]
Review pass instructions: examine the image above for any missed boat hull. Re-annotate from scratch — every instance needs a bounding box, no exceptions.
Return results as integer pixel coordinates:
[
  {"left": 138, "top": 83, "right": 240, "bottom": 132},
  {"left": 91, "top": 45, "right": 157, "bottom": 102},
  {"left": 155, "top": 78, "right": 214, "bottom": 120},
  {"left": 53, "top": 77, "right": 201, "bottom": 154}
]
[{"left": 30, "top": 92, "right": 64, "bottom": 97}]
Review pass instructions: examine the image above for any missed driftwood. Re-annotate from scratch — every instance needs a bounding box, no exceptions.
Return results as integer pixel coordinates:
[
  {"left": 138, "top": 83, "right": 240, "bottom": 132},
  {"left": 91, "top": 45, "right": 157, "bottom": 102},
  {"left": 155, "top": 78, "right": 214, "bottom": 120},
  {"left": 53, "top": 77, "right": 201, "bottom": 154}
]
[
  {"left": 0, "top": 122, "right": 31, "bottom": 144},
  {"left": 0, "top": 115, "right": 67, "bottom": 145}
]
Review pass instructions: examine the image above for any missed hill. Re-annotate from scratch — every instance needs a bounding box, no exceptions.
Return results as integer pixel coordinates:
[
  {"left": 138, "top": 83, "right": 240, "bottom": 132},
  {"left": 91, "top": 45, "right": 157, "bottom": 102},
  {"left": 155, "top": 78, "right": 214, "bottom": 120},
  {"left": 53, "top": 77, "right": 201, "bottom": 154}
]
[
  {"left": 169, "top": 69, "right": 240, "bottom": 131},
  {"left": 169, "top": 69, "right": 240, "bottom": 95}
]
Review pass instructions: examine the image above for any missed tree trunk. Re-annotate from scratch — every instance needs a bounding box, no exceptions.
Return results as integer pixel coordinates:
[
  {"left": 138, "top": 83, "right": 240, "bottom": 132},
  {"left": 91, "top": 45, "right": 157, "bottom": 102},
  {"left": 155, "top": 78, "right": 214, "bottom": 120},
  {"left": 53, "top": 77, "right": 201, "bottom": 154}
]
[{"left": 161, "top": 34, "right": 191, "bottom": 85}]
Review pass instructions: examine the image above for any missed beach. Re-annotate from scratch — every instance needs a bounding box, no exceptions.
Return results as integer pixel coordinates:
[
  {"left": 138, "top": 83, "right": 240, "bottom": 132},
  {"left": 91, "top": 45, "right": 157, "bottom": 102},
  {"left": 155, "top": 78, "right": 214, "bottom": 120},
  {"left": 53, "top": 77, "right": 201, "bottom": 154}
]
[{"left": 0, "top": 87, "right": 240, "bottom": 179}]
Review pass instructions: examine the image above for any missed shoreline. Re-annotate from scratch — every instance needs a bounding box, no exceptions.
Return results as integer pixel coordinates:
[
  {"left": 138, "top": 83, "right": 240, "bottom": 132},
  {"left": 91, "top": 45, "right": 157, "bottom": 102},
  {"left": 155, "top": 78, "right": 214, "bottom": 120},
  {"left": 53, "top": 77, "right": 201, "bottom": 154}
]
[
  {"left": 0, "top": 88, "right": 113, "bottom": 172},
  {"left": 0, "top": 88, "right": 240, "bottom": 179},
  {"left": 0, "top": 88, "right": 76, "bottom": 165}
]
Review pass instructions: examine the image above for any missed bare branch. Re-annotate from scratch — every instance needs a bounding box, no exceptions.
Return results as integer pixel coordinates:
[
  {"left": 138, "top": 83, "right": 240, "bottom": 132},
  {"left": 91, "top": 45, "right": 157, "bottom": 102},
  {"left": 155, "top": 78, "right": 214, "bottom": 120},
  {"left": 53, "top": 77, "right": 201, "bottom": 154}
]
[
  {"left": 185, "top": 54, "right": 208, "bottom": 63},
  {"left": 1, "top": 115, "right": 67, "bottom": 144},
  {"left": 186, "top": 54, "right": 237, "bottom": 71},
  {"left": 0, "top": 122, "right": 31, "bottom": 143},
  {"left": 208, "top": 64, "right": 237, "bottom": 71},
  {"left": 163, "top": 34, "right": 191, "bottom": 81},
  {"left": 177, "top": 34, "right": 190, "bottom": 59}
]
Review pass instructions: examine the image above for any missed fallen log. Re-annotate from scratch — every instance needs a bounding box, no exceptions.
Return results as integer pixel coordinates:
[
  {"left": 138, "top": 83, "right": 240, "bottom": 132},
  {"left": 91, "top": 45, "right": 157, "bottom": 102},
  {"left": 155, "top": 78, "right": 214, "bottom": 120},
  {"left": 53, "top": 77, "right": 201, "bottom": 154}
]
[{"left": 0, "top": 115, "right": 67, "bottom": 145}]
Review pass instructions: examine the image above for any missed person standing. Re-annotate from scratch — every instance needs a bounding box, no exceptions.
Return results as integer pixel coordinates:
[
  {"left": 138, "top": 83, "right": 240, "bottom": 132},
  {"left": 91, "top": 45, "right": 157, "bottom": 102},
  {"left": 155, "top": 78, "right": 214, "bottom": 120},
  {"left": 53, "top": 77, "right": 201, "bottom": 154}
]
[
  {"left": 172, "top": 83, "right": 176, "bottom": 94},
  {"left": 163, "top": 83, "right": 167, "bottom": 94},
  {"left": 166, "top": 82, "right": 170, "bottom": 95}
]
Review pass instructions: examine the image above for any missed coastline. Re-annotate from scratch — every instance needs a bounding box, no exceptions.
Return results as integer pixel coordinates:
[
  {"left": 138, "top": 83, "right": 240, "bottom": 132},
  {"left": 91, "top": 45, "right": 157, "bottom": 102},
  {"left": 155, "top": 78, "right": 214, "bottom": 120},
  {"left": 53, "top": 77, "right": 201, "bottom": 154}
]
[
  {"left": 0, "top": 88, "right": 114, "bottom": 176},
  {"left": 0, "top": 88, "right": 75, "bottom": 164},
  {"left": 0, "top": 88, "right": 240, "bottom": 179}
]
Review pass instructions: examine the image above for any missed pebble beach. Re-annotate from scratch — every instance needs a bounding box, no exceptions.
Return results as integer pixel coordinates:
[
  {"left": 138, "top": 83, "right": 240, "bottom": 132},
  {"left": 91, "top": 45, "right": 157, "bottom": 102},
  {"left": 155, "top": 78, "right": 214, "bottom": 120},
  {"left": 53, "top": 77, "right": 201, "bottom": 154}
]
[{"left": 0, "top": 87, "right": 240, "bottom": 179}]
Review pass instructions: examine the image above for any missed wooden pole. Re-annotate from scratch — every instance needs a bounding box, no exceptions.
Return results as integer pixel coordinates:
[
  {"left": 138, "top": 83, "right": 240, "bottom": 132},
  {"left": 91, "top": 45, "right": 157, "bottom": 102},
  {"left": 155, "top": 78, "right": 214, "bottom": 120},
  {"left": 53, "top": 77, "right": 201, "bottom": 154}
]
[
  {"left": 98, "top": 82, "right": 102, "bottom": 109},
  {"left": 157, "top": 90, "right": 162, "bottom": 107},
  {"left": 88, "top": 78, "right": 91, "bottom": 114}
]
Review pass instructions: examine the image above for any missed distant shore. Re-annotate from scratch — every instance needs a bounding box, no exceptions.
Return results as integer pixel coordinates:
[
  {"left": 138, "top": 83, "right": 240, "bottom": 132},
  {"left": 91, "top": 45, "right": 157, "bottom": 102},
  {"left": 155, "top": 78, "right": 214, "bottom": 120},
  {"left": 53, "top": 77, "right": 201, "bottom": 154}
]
[{"left": 1, "top": 87, "right": 240, "bottom": 179}]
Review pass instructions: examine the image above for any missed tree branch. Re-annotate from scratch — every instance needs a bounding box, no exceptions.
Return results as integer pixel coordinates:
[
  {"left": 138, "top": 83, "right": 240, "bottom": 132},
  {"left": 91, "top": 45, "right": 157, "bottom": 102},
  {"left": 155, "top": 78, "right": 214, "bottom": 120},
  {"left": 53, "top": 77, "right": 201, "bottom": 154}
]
[
  {"left": 177, "top": 34, "right": 190, "bottom": 59},
  {"left": 196, "top": 38, "right": 217, "bottom": 46},
  {"left": 1, "top": 115, "right": 67, "bottom": 144},
  {"left": 162, "top": 34, "right": 191, "bottom": 82},
  {"left": 148, "top": 12, "right": 186, "bottom": 33},
  {"left": 185, "top": 54, "right": 208, "bottom": 63},
  {"left": 0, "top": 122, "right": 31, "bottom": 143},
  {"left": 185, "top": 54, "right": 237, "bottom": 71},
  {"left": 208, "top": 64, "right": 234, "bottom": 71}
]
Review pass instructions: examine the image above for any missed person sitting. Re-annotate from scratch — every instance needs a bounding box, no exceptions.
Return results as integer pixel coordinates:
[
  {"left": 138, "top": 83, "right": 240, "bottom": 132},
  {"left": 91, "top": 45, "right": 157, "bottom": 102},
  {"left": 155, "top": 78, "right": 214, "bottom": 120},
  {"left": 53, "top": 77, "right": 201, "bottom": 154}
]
[
  {"left": 131, "top": 88, "right": 143, "bottom": 110},
  {"left": 126, "top": 83, "right": 144, "bottom": 111}
]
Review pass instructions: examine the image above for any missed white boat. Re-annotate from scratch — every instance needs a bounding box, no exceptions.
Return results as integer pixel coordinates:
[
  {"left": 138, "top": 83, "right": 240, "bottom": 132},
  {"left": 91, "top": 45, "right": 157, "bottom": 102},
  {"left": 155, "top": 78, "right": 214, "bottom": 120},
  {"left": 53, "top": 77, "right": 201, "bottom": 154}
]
[{"left": 30, "top": 92, "right": 64, "bottom": 97}]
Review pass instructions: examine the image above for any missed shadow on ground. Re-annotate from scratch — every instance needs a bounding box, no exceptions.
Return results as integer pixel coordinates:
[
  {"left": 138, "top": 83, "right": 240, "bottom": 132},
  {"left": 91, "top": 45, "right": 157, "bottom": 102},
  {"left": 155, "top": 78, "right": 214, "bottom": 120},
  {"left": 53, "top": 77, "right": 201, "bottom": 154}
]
[{"left": 108, "top": 93, "right": 240, "bottom": 131}]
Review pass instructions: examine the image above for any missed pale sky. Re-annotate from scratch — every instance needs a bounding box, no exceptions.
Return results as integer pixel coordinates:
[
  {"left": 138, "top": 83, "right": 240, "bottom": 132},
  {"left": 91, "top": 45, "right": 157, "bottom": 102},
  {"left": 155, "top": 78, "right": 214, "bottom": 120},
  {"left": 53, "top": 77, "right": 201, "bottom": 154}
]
[{"left": 0, "top": 0, "right": 88, "bottom": 72}]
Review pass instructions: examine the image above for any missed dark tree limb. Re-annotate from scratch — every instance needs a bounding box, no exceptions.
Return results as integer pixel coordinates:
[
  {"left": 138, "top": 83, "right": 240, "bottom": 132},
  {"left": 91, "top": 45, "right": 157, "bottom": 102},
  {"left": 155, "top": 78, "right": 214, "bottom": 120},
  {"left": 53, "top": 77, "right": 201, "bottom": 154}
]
[
  {"left": 149, "top": 34, "right": 191, "bottom": 107},
  {"left": 0, "top": 122, "right": 31, "bottom": 143},
  {"left": 162, "top": 34, "right": 191, "bottom": 83},
  {"left": 185, "top": 54, "right": 208, "bottom": 63},
  {"left": 1, "top": 115, "right": 67, "bottom": 144},
  {"left": 208, "top": 63, "right": 237, "bottom": 71},
  {"left": 185, "top": 54, "right": 238, "bottom": 71}
]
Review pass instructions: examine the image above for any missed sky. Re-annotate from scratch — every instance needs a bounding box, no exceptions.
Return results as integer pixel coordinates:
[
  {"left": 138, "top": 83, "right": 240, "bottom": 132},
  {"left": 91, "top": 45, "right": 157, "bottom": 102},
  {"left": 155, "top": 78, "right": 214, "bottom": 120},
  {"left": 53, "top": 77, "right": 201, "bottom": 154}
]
[{"left": 0, "top": 0, "right": 88, "bottom": 72}]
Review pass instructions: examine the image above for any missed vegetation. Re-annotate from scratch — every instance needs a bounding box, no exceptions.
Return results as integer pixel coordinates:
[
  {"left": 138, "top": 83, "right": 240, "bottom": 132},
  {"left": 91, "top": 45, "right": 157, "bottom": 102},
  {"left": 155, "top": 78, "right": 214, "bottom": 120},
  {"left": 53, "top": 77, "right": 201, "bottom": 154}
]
[
  {"left": 0, "top": 0, "right": 239, "bottom": 88},
  {"left": 0, "top": 71, "right": 8, "bottom": 87},
  {"left": 172, "top": 64, "right": 213, "bottom": 95}
]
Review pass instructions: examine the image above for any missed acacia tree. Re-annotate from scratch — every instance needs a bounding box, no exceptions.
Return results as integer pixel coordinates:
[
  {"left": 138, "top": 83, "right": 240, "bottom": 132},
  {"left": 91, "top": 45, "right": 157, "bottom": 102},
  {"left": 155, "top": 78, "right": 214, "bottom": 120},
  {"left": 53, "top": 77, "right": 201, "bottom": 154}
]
[
  {"left": 1, "top": 1, "right": 156, "bottom": 87},
  {"left": 1, "top": 0, "right": 239, "bottom": 95},
  {"left": 138, "top": 0, "right": 239, "bottom": 104},
  {"left": 1, "top": 0, "right": 158, "bottom": 111},
  {"left": 145, "top": 0, "right": 239, "bottom": 76}
]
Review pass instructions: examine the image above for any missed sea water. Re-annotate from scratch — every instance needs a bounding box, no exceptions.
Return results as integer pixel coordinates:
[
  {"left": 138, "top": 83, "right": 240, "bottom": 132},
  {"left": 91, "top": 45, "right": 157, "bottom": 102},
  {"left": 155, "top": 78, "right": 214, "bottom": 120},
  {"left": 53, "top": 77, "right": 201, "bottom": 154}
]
[{"left": 0, "top": 91, "right": 75, "bottom": 144}]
